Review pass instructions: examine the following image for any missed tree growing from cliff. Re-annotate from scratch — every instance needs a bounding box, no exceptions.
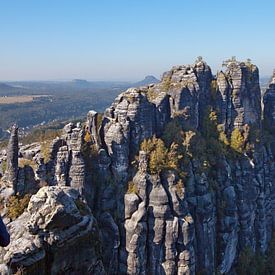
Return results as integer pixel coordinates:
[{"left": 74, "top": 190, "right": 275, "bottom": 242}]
[
  {"left": 162, "top": 119, "right": 183, "bottom": 146},
  {"left": 141, "top": 136, "right": 167, "bottom": 174},
  {"left": 140, "top": 136, "right": 182, "bottom": 174},
  {"left": 230, "top": 128, "right": 245, "bottom": 153}
]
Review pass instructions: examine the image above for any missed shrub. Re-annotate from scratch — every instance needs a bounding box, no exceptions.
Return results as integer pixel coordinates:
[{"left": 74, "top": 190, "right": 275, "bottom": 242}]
[
  {"left": 167, "top": 142, "right": 182, "bottom": 169},
  {"left": 146, "top": 88, "right": 159, "bottom": 101},
  {"left": 22, "top": 128, "right": 62, "bottom": 145},
  {"left": 141, "top": 136, "right": 183, "bottom": 174},
  {"left": 162, "top": 119, "right": 183, "bottom": 146},
  {"left": 7, "top": 194, "right": 31, "bottom": 220},
  {"left": 161, "top": 76, "right": 171, "bottom": 93},
  {"left": 210, "top": 79, "right": 218, "bottom": 101},
  {"left": 18, "top": 159, "right": 36, "bottom": 169},
  {"left": 175, "top": 179, "right": 184, "bottom": 197},
  {"left": 230, "top": 128, "right": 245, "bottom": 153},
  {"left": 219, "top": 131, "right": 230, "bottom": 146},
  {"left": 140, "top": 135, "right": 158, "bottom": 154},
  {"left": 1, "top": 159, "right": 7, "bottom": 174},
  {"left": 84, "top": 131, "right": 92, "bottom": 143},
  {"left": 40, "top": 141, "right": 52, "bottom": 163},
  {"left": 235, "top": 246, "right": 266, "bottom": 275},
  {"left": 149, "top": 138, "right": 167, "bottom": 174},
  {"left": 202, "top": 108, "right": 218, "bottom": 140},
  {"left": 97, "top": 113, "right": 103, "bottom": 128},
  {"left": 127, "top": 181, "right": 138, "bottom": 194}
]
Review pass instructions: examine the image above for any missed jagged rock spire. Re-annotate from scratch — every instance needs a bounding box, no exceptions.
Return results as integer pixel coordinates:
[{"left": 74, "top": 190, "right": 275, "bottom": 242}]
[
  {"left": 263, "top": 69, "right": 275, "bottom": 133},
  {"left": 271, "top": 69, "right": 275, "bottom": 84},
  {"left": 86, "top": 110, "right": 100, "bottom": 148},
  {"left": 217, "top": 58, "right": 261, "bottom": 130},
  {"left": 5, "top": 124, "right": 19, "bottom": 193}
]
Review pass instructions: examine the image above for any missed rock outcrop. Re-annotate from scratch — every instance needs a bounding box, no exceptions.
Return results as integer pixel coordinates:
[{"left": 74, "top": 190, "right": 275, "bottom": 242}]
[
  {"left": 1, "top": 58, "right": 275, "bottom": 275},
  {"left": 44, "top": 123, "right": 86, "bottom": 194},
  {"left": 264, "top": 70, "right": 275, "bottom": 133},
  {"left": 216, "top": 58, "right": 262, "bottom": 131},
  {"left": 0, "top": 186, "right": 105, "bottom": 274},
  {"left": 3, "top": 125, "right": 19, "bottom": 193},
  {"left": 86, "top": 110, "right": 101, "bottom": 148},
  {"left": 96, "top": 58, "right": 275, "bottom": 274}
]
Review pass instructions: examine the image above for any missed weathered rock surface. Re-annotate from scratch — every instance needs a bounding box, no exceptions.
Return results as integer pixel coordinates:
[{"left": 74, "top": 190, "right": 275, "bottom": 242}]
[
  {"left": 3, "top": 125, "right": 19, "bottom": 192},
  {"left": 264, "top": 70, "right": 275, "bottom": 134},
  {"left": 216, "top": 58, "right": 262, "bottom": 131},
  {"left": 1, "top": 58, "right": 275, "bottom": 275},
  {"left": 97, "top": 58, "right": 275, "bottom": 274},
  {"left": 0, "top": 186, "right": 105, "bottom": 275}
]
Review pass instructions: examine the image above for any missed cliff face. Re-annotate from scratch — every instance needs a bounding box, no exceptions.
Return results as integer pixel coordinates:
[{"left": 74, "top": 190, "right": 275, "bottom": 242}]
[
  {"left": 0, "top": 58, "right": 275, "bottom": 275},
  {"left": 96, "top": 59, "right": 274, "bottom": 274},
  {"left": 264, "top": 71, "right": 275, "bottom": 134}
]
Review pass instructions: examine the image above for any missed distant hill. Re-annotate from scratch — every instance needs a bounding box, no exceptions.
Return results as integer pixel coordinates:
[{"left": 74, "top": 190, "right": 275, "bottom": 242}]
[
  {"left": 72, "top": 79, "right": 89, "bottom": 85},
  {"left": 0, "top": 83, "right": 14, "bottom": 90},
  {"left": 0, "top": 82, "right": 31, "bottom": 96},
  {"left": 133, "top": 75, "right": 159, "bottom": 87},
  {"left": 72, "top": 79, "right": 89, "bottom": 84}
]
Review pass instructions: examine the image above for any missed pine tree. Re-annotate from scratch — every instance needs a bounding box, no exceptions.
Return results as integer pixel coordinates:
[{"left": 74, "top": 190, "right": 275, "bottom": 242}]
[{"left": 230, "top": 128, "right": 245, "bottom": 153}]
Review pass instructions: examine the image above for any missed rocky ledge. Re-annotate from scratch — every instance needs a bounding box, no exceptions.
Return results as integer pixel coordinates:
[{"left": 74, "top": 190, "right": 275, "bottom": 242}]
[{"left": 0, "top": 186, "right": 105, "bottom": 275}]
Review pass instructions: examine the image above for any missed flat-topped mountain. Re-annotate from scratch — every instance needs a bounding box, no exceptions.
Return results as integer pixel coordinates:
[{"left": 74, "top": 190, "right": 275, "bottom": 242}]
[{"left": 0, "top": 58, "right": 275, "bottom": 274}]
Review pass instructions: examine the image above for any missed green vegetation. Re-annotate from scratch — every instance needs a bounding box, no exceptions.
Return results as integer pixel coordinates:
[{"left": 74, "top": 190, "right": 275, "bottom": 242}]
[
  {"left": 162, "top": 119, "right": 183, "bottom": 146},
  {"left": 141, "top": 136, "right": 168, "bottom": 174},
  {"left": 21, "top": 128, "right": 62, "bottom": 145},
  {"left": 265, "top": 232, "right": 275, "bottom": 274},
  {"left": 210, "top": 79, "right": 218, "bottom": 101},
  {"left": 230, "top": 128, "right": 245, "bottom": 153},
  {"left": 84, "top": 131, "right": 92, "bottom": 143},
  {"left": 1, "top": 159, "right": 7, "bottom": 174},
  {"left": 202, "top": 109, "right": 219, "bottom": 139},
  {"left": 141, "top": 136, "right": 181, "bottom": 174},
  {"left": 161, "top": 76, "right": 171, "bottom": 93},
  {"left": 245, "top": 58, "right": 255, "bottom": 73},
  {"left": 235, "top": 232, "right": 275, "bottom": 274},
  {"left": 127, "top": 181, "right": 138, "bottom": 194},
  {"left": 7, "top": 194, "right": 31, "bottom": 220},
  {"left": 40, "top": 141, "right": 53, "bottom": 163},
  {"left": 175, "top": 179, "right": 184, "bottom": 197},
  {"left": 146, "top": 87, "right": 159, "bottom": 101},
  {"left": 138, "top": 107, "right": 260, "bottom": 193},
  {"left": 235, "top": 248, "right": 266, "bottom": 274},
  {"left": 96, "top": 113, "right": 103, "bottom": 128},
  {"left": 0, "top": 81, "right": 124, "bottom": 137},
  {"left": 218, "top": 126, "right": 230, "bottom": 146},
  {"left": 0, "top": 140, "right": 8, "bottom": 150},
  {"left": 81, "top": 129, "right": 99, "bottom": 159},
  {"left": 18, "top": 159, "right": 37, "bottom": 169}
]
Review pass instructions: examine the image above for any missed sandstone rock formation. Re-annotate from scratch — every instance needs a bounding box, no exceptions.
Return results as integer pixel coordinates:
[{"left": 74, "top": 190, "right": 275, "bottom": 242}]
[
  {"left": 1, "top": 58, "right": 275, "bottom": 275},
  {"left": 0, "top": 186, "right": 105, "bottom": 274},
  {"left": 3, "top": 124, "right": 19, "bottom": 193},
  {"left": 216, "top": 58, "right": 262, "bottom": 131},
  {"left": 264, "top": 70, "right": 275, "bottom": 133}
]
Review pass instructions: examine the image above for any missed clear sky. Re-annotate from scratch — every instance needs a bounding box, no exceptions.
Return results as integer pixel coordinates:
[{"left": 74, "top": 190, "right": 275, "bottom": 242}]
[{"left": 0, "top": 0, "right": 274, "bottom": 81}]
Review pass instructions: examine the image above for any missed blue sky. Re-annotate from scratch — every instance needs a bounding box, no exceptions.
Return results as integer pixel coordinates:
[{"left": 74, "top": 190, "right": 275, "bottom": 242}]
[{"left": 0, "top": 0, "right": 274, "bottom": 81}]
